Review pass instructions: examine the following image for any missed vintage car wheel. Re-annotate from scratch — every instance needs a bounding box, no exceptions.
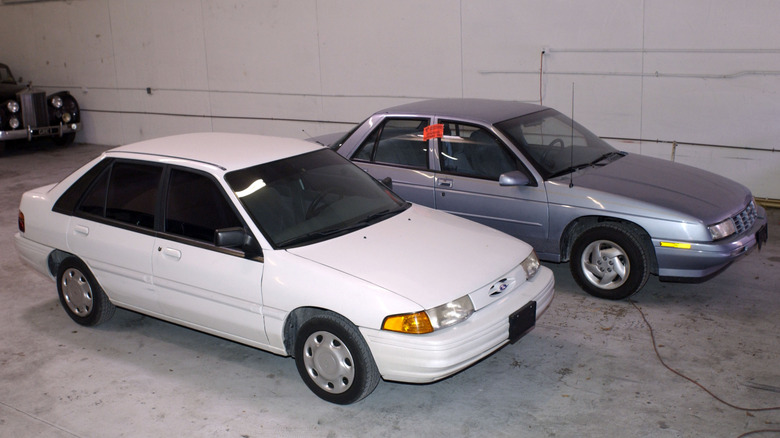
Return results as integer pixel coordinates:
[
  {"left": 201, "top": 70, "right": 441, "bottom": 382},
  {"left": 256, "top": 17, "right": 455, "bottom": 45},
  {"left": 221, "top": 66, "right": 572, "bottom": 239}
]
[
  {"left": 57, "top": 257, "right": 116, "bottom": 326},
  {"left": 294, "top": 312, "right": 380, "bottom": 404},
  {"left": 570, "top": 223, "right": 650, "bottom": 300},
  {"left": 53, "top": 133, "right": 76, "bottom": 146}
]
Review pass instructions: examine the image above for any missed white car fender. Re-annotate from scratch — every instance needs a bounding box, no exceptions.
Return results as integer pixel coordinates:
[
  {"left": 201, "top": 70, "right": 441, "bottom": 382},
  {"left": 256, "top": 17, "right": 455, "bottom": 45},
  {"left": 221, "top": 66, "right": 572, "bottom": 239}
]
[{"left": 260, "top": 248, "right": 421, "bottom": 352}]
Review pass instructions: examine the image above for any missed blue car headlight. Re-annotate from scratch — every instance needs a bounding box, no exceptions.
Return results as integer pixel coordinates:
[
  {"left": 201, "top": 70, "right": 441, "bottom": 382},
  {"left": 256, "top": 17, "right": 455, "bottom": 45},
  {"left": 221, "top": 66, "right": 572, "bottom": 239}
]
[{"left": 708, "top": 218, "right": 736, "bottom": 240}]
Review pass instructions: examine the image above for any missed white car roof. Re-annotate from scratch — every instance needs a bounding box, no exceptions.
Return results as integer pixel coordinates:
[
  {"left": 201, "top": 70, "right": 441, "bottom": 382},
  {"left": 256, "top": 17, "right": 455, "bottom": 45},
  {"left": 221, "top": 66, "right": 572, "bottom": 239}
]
[{"left": 107, "top": 132, "right": 324, "bottom": 172}]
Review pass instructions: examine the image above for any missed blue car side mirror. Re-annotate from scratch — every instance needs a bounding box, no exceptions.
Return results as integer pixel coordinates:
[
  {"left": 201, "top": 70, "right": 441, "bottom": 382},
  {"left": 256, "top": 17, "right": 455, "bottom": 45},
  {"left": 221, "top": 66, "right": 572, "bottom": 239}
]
[{"left": 499, "top": 170, "right": 530, "bottom": 187}]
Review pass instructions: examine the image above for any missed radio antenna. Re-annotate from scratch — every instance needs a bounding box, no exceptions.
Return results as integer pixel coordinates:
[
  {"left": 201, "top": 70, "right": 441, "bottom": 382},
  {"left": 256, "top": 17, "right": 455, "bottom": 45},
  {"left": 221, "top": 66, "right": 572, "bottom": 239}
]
[
  {"left": 302, "top": 129, "right": 324, "bottom": 146},
  {"left": 569, "top": 83, "right": 575, "bottom": 188}
]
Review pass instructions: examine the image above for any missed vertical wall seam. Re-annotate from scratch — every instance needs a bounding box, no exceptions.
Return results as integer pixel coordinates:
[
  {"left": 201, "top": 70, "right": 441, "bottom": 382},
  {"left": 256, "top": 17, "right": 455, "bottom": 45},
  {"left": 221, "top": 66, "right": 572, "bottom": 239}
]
[
  {"left": 199, "top": 0, "right": 214, "bottom": 132},
  {"left": 639, "top": 0, "right": 646, "bottom": 155}
]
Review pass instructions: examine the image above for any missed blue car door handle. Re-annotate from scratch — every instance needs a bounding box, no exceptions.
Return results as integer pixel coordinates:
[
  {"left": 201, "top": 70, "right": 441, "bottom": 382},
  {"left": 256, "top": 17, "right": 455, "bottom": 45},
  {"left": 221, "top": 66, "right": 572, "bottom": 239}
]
[{"left": 437, "top": 178, "right": 453, "bottom": 188}]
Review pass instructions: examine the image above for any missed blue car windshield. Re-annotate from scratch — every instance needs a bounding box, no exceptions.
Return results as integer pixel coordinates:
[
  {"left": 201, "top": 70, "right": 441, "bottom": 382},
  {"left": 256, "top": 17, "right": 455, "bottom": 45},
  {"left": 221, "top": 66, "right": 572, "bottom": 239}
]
[
  {"left": 495, "top": 109, "right": 620, "bottom": 180},
  {"left": 225, "top": 149, "right": 408, "bottom": 248}
]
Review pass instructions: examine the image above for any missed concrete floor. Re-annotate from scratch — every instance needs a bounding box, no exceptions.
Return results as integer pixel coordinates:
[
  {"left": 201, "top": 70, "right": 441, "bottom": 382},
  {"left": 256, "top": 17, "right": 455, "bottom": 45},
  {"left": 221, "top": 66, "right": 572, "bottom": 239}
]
[{"left": 1, "top": 141, "right": 779, "bottom": 438}]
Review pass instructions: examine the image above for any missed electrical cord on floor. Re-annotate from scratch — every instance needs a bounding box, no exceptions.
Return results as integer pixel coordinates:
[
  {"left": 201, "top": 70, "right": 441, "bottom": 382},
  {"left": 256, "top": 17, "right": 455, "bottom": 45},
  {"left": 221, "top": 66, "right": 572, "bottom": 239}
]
[{"left": 628, "top": 299, "right": 780, "bottom": 437}]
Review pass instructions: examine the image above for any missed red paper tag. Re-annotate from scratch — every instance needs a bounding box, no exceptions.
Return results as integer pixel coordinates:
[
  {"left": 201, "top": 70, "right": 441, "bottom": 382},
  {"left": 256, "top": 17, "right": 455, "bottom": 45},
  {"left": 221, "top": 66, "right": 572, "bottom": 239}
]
[{"left": 423, "top": 124, "right": 444, "bottom": 140}]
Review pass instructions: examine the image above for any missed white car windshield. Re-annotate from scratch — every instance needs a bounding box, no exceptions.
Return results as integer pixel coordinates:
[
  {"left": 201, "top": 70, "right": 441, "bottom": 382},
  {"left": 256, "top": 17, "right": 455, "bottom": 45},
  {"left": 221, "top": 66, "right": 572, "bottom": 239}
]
[
  {"left": 225, "top": 149, "right": 408, "bottom": 248},
  {"left": 496, "top": 109, "right": 621, "bottom": 179}
]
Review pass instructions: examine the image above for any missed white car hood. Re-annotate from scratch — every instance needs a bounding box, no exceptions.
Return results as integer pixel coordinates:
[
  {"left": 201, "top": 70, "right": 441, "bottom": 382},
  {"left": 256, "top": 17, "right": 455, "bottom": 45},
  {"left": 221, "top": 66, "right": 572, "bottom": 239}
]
[{"left": 286, "top": 204, "right": 532, "bottom": 309}]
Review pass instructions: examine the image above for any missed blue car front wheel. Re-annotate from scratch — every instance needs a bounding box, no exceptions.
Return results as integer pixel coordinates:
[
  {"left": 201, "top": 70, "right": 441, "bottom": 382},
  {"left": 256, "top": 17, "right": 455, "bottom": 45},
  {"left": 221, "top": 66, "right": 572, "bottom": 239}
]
[{"left": 570, "top": 223, "right": 650, "bottom": 300}]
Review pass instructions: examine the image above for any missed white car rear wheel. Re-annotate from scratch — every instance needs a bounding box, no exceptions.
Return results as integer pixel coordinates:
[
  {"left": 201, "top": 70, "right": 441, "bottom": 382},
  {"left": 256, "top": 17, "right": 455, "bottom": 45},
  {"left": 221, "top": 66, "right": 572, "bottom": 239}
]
[{"left": 57, "top": 257, "right": 116, "bottom": 326}]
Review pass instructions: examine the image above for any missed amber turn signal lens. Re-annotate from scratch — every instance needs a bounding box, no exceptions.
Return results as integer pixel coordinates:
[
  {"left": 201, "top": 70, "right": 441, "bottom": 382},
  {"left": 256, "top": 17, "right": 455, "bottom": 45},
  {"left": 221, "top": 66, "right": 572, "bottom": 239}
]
[{"left": 382, "top": 312, "right": 434, "bottom": 334}]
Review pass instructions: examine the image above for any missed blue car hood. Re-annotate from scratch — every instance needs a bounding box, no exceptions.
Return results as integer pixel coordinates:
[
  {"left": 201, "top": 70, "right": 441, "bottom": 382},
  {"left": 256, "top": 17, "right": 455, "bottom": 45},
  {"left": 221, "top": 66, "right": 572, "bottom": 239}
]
[{"left": 565, "top": 153, "right": 752, "bottom": 225}]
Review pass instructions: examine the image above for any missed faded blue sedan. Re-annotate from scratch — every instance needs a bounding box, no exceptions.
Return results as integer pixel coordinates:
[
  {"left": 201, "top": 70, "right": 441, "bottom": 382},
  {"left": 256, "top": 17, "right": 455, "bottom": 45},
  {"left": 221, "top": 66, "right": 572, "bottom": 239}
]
[{"left": 322, "top": 99, "right": 768, "bottom": 300}]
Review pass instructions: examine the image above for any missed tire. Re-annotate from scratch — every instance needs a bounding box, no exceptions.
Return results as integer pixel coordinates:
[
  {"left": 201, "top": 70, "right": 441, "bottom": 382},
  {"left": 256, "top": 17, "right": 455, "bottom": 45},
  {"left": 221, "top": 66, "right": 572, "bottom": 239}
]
[
  {"left": 570, "top": 223, "right": 650, "bottom": 300},
  {"left": 294, "top": 312, "right": 380, "bottom": 404},
  {"left": 56, "top": 257, "right": 116, "bottom": 326}
]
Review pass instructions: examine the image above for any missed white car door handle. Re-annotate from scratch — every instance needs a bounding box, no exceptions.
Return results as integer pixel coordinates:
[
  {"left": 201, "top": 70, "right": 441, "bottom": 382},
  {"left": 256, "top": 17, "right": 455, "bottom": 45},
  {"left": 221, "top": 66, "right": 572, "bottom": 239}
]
[
  {"left": 160, "top": 247, "right": 182, "bottom": 260},
  {"left": 74, "top": 225, "right": 89, "bottom": 235}
]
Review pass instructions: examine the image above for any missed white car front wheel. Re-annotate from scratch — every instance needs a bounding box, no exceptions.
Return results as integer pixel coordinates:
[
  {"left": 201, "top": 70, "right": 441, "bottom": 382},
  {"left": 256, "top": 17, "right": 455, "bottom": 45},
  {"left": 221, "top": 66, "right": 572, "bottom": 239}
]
[{"left": 294, "top": 312, "right": 380, "bottom": 404}]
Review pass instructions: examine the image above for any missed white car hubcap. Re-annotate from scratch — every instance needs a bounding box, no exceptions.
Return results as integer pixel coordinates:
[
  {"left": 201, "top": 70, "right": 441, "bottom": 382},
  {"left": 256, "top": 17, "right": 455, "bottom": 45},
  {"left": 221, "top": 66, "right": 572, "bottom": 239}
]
[
  {"left": 62, "top": 268, "right": 93, "bottom": 316},
  {"left": 302, "top": 331, "right": 355, "bottom": 394}
]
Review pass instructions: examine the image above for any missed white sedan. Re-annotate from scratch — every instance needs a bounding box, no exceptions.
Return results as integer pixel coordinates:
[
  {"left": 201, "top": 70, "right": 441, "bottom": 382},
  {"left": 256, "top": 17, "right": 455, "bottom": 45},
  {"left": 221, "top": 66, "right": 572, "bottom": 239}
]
[{"left": 14, "top": 132, "right": 554, "bottom": 404}]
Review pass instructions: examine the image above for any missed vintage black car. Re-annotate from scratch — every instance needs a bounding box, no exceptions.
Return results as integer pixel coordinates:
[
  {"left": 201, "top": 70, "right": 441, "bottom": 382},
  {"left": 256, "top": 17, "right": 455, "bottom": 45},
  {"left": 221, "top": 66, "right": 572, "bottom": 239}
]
[{"left": 0, "top": 63, "right": 81, "bottom": 147}]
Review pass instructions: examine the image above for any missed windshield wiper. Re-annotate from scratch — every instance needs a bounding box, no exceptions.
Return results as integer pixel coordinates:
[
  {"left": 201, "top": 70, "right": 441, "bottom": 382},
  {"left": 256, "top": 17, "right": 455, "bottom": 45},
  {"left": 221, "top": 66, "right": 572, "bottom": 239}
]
[
  {"left": 588, "top": 151, "right": 625, "bottom": 166},
  {"left": 548, "top": 163, "right": 591, "bottom": 179},
  {"left": 278, "top": 204, "right": 409, "bottom": 248},
  {"left": 278, "top": 224, "right": 364, "bottom": 248},
  {"left": 549, "top": 152, "right": 625, "bottom": 179},
  {"left": 361, "top": 204, "right": 408, "bottom": 224}
]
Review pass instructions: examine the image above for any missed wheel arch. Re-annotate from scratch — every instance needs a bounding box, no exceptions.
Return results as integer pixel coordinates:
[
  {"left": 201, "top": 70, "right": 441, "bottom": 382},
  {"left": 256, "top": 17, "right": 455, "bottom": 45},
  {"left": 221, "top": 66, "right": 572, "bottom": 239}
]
[
  {"left": 47, "top": 249, "right": 76, "bottom": 278},
  {"left": 560, "top": 216, "right": 658, "bottom": 275},
  {"left": 283, "top": 307, "right": 359, "bottom": 358}
]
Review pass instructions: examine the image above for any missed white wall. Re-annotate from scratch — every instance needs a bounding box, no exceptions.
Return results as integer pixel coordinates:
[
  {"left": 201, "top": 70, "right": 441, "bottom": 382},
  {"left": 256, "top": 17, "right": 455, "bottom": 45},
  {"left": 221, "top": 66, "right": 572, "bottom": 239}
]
[{"left": 1, "top": 0, "right": 778, "bottom": 198}]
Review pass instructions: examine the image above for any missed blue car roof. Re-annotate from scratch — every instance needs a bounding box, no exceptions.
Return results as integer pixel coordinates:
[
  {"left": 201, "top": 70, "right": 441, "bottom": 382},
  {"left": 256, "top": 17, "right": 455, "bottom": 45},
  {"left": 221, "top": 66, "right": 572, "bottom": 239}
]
[{"left": 377, "top": 98, "right": 548, "bottom": 124}]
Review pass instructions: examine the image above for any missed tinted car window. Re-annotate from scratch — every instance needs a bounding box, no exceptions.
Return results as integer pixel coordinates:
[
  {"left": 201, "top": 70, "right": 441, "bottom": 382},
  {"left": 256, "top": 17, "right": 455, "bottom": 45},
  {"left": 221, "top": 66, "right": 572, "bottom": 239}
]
[
  {"left": 77, "top": 161, "right": 162, "bottom": 229},
  {"left": 77, "top": 168, "right": 109, "bottom": 216},
  {"left": 165, "top": 169, "right": 242, "bottom": 242},
  {"left": 438, "top": 122, "right": 517, "bottom": 180},
  {"left": 353, "top": 118, "right": 429, "bottom": 169}
]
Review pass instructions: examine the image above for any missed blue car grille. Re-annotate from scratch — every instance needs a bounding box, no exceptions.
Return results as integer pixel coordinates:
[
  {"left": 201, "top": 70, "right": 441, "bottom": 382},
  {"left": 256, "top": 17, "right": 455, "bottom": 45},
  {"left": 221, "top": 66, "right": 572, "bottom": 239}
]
[{"left": 732, "top": 201, "right": 758, "bottom": 234}]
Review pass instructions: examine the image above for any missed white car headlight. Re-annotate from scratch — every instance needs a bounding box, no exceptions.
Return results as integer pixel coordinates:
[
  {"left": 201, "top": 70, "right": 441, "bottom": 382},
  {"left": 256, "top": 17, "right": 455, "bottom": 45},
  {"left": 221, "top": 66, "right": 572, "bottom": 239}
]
[
  {"left": 708, "top": 217, "right": 736, "bottom": 240},
  {"left": 383, "top": 295, "right": 475, "bottom": 334},
  {"left": 6, "top": 100, "right": 19, "bottom": 113},
  {"left": 521, "top": 250, "right": 540, "bottom": 279},
  {"left": 9, "top": 116, "right": 20, "bottom": 129},
  {"left": 425, "top": 295, "right": 474, "bottom": 329},
  {"left": 50, "top": 96, "right": 63, "bottom": 108}
]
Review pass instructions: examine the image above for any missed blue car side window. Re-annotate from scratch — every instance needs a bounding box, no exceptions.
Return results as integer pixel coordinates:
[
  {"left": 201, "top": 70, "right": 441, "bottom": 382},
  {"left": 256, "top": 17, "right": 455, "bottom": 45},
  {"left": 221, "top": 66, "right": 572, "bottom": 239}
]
[
  {"left": 439, "top": 122, "right": 516, "bottom": 180},
  {"left": 354, "top": 118, "right": 429, "bottom": 169}
]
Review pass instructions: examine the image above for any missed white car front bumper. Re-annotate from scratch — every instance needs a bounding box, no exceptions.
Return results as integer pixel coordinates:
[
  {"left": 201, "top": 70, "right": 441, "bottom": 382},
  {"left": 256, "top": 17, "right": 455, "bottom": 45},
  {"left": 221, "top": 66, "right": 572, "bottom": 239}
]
[{"left": 360, "top": 266, "right": 554, "bottom": 383}]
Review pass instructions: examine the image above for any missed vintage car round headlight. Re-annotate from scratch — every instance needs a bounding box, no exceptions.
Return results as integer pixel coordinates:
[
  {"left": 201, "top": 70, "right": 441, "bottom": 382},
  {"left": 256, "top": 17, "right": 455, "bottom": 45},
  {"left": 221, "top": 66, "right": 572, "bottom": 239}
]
[
  {"left": 9, "top": 116, "right": 20, "bottom": 129},
  {"left": 6, "top": 100, "right": 19, "bottom": 113},
  {"left": 50, "top": 96, "right": 63, "bottom": 108},
  {"left": 62, "top": 112, "right": 72, "bottom": 123}
]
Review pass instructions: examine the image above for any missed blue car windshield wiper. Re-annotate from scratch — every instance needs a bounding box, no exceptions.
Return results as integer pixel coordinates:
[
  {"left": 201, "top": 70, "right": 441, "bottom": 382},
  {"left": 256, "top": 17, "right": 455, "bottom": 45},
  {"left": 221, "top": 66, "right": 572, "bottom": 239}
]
[
  {"left": 549, "top": 151, "right": 626, "bottom": 179},
  {"left": 589, "top": 151, "right": 625, "bottom": 166},
  {"left": 548, "top": 162, "right": 591, "bottom": 179}
]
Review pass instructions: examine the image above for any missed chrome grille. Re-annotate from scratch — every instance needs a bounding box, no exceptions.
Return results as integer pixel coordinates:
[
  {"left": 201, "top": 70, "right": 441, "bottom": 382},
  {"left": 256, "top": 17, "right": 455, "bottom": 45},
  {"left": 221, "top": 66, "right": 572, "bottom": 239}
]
[
  {"left": 18, "top": 90, "right": 48, "bottom": 128},
  {"left": 732, "top": 201, "right": 757, "bottom": 234}
]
